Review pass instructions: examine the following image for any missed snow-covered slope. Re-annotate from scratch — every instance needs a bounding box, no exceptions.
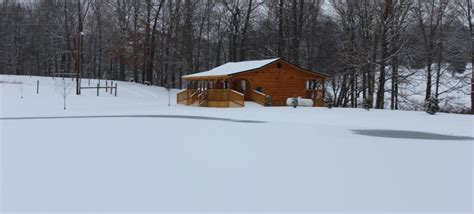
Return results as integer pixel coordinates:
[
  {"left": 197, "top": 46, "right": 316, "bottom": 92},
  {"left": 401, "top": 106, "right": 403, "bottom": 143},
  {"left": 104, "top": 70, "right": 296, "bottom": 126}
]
[{"left": 1, "top": 75, "right": 473, "bottom": 213}]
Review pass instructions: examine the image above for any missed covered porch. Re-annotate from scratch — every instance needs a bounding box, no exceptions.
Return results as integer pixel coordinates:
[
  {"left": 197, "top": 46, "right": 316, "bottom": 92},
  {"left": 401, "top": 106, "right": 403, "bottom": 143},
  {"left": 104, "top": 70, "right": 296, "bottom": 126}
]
[{"left": 176, "top": 78, "right": 270, "bottom": 107}]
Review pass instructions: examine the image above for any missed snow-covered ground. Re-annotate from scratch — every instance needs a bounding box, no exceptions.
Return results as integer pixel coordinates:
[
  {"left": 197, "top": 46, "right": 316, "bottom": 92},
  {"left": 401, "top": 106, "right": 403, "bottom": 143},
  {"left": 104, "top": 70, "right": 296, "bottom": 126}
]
[{"left": 1, "top": 75, "right": 473, "bottom": 213}]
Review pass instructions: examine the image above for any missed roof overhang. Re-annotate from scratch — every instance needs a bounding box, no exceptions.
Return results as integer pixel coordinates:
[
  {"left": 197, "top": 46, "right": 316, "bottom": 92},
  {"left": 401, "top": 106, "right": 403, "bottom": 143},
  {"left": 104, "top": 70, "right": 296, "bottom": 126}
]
[{"left": 182, "top": 75, "right": 230, "bottom": 81}]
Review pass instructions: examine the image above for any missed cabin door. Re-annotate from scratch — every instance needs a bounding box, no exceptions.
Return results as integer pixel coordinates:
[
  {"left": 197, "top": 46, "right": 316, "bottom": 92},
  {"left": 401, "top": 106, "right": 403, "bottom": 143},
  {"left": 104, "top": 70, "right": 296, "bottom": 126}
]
[{"left": 234, "top": 79, "right": 252, "bottom": 101}]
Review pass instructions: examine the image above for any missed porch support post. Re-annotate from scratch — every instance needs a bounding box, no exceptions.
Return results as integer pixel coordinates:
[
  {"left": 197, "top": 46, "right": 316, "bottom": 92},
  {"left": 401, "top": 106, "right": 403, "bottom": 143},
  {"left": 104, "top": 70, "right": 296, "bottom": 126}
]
[
  {"left": 322, "top": 80, "right": 325, "bottom": 99},
  {"left": 187, "top": 82, "right": 190, "bottom": 105},
  {"left": 213, "top": 79, "right": 218, "bottom": 89}
]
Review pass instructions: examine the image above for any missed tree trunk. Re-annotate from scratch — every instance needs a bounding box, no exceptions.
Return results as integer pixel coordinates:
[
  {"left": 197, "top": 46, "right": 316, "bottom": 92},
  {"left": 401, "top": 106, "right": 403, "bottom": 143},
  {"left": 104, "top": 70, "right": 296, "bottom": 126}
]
[
  {"left": 425, "top": 57, "right": 432, "bottom": 99},
  {"left": 277, "top": 0, "right": 284, "bottom": 57},
  {"left": 75, "top": 0, "right": 82, "bottom": 95},
  {"left": 375, "top": 0, "right": 392, "bottom": 109},
  {"left": 239, "top": 0, "right": 253, "bottom": 61},
  {"left": 290, "top": 0, "right": 303, "bottom": 64},
  {"left": 391, "top": 56, "right": 399, "bottom": 110},
  {"left": 96, "top": 0, "right": 103, "bottom": 80},
  {"left": 132, "top": 1, "right": 139, "bottom": 82},
  {"left": 146, "top": 0, "right": 164, "bottom": 85},
  {"left": 142, "top": 0, "right": 151, "bottom": 83},
  {"left": 64, "top": 1, "right": 72, "bottom": 74},
  {"left": 467, "top": 0, "right": 473, "bottom": 114}
]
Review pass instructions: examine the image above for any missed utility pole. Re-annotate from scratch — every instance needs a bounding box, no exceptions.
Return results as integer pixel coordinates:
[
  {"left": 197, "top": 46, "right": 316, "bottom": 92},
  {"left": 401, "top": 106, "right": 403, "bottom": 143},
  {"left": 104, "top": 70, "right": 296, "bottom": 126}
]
[{"left": 75, "top": 0, "right": 83, "bottom": 95}]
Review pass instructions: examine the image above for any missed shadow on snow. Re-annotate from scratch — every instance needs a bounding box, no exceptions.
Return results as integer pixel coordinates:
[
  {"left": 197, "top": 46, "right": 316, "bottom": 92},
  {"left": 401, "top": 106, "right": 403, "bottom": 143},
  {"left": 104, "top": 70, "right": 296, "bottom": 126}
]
[
  {"left": 352, "top": 129, "right": 474, "bottom": 141},
  {"left": 0, "top": 115, "right": 266, "bottom": 124}
]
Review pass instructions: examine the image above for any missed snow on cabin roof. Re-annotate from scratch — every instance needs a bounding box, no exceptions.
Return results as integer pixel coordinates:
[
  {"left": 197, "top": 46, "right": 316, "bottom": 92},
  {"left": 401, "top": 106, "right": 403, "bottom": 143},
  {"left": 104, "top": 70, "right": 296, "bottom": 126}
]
[{"left": 182, "top": 58, "right": 280, "bottom": 79}]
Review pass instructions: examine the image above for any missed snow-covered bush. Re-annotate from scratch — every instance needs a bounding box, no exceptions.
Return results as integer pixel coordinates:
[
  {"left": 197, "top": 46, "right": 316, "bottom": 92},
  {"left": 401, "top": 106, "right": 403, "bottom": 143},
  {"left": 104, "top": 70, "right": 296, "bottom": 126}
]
[
  {"left": 325, "top": 96, "right": 334, "bottom": 109},
  {"left": 424, "top": 97, "right": 440, "bottom": 115}
]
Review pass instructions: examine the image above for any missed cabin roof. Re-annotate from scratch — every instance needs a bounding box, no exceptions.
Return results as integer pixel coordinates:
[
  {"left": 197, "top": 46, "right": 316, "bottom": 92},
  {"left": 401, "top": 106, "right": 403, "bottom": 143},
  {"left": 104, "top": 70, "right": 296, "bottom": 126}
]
[
  {"left": 182, "top": 58, "right": 279, "bottom": 79},
  {"left": 181, "top": 58, "right": 329, "bottom": 80}
]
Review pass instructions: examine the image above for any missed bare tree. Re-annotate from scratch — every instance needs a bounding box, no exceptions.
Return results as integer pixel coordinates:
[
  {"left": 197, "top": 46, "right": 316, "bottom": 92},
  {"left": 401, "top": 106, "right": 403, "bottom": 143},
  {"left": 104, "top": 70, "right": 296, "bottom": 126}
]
[
  {"left": 54, "top": 77, "right": 74, "bottom": 110},
  {"left": 455, "top": 0, "right": 473, "bottom": 113},
  {"left": 413, "top": 0, "right": 449, "bottom": 100}
]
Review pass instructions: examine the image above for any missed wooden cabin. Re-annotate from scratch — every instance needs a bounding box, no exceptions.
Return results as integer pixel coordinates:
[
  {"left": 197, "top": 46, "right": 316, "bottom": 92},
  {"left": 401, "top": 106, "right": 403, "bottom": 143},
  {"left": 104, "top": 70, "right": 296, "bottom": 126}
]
[{"left": 177, "top": 58, "right": 329, "bottom": 107}]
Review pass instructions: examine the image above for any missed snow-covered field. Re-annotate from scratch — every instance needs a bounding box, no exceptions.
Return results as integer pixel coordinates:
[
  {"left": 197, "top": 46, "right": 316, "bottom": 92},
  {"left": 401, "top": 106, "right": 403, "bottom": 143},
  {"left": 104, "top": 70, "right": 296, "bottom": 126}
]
[{"left": 1, "top": 75, "right": 473, "bottom": 213}]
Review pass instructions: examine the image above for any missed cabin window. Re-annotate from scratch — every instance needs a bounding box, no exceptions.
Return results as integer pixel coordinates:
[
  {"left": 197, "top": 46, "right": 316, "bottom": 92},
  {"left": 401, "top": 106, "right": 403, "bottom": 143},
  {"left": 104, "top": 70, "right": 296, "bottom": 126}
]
[
  {"left": 256, "top": 87, "right": 264, "bottom": 93},
  {"left": 240, "top": 80, "right": 246, "bottom": 92},
  {"left": 223, "top": 80, "right": 228, "bottom": 89},
  {"left": 306, "top": 80, "right": 313, "bottom": 89}
]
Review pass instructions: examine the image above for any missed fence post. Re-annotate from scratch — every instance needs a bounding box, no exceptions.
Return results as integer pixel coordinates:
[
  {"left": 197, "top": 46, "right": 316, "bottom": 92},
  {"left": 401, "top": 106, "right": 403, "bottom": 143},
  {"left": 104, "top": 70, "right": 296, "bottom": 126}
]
[
  {"left": 97, "top": 83, "right": 100, "bottom": 96},
  {"left": 105, "top": 80, "right": 108, "bottom": 92},
  {"left": 36, "top": 80, "right": 39, "bottom": 94},
  {"left": 88, "top": 78, "right": 90, "bottom": 86},
  {"left": 115, "top": 83, "right": 117, "bottom": 96},
  {"left": 110, "top": 81, "right": 113, "bottom": 94}
]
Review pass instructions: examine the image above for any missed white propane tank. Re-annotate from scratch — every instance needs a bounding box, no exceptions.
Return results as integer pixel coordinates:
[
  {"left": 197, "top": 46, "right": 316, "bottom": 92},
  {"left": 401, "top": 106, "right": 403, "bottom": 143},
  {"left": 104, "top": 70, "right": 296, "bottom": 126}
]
[
  {"left": 286, "top": 97, "right": 297, "bottom": 106},
  {"left": 297, "top": 97, "right": 314, "bottom": 107},
  {"left": 286, "top": 97, "right": 313, "bottom": 107}
]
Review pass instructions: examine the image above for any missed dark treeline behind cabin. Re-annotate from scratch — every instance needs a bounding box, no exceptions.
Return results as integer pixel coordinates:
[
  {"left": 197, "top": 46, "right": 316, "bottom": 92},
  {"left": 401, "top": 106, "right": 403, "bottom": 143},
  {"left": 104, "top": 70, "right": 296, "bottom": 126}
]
[{"left": 0, "top": 0, "right": 472, "bottom": 112}]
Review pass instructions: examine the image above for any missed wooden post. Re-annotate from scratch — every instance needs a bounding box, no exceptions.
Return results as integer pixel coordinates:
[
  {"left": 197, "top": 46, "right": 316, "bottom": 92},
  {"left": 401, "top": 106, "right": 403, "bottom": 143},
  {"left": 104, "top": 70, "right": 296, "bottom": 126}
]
[
  {"left": 105, "top": 80, "right": 108, "bottom": 92},
  {"left": 187, "top": 87, "right": 190, "bottom": 105},
  {"left": 88, "top": 78, "right": 90, "bottom": 86},
  {"left": 36, "top": 80, "right": 39, "bottom": 94},
  {"left": 110, "top": 81, "right": 113, "bottom": 94},
  {"left": 322, "top": 81, "right": 325, "bottom": 100},
  {"left": 97, "top": 83, "right": 100, "bottom": 96},
  {"left": 115, "top": 83, "right": 117, "bottom": 96}
]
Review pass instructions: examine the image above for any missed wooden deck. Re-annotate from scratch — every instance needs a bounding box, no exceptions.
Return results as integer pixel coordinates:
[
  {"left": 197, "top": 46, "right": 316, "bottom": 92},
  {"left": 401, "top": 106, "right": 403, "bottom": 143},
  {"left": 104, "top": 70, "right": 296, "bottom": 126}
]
[{"left": 177, "top": 88, "right": 326, "bottom": 107}]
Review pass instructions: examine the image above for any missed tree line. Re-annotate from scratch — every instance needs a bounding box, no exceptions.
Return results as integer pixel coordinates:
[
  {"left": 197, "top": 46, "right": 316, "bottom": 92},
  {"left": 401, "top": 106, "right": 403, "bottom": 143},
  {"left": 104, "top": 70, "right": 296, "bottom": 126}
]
[{"left": 0, "top": 0, "right": 472, "bottom": 112}]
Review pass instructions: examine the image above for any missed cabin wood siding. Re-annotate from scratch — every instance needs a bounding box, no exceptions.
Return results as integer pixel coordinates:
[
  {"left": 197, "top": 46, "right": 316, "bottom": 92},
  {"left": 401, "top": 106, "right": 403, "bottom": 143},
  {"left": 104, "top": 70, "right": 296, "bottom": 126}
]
[{"left": 231, "top": 60, "right": 325, "bottom": 106}]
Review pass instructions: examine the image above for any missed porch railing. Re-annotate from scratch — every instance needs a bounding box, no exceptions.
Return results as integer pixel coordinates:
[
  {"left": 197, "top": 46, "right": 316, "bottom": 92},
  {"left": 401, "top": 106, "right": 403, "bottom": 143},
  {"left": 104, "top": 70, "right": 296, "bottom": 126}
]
[
  {"left": 177, "top": 89, "right": 191, "bottom": 103},
  {"left": 207, "top": 89, "right": 244, "bottom": 107},
  {"left": 228, "top": 90, "right": 244, "bottom": 107},
  {"left": 176, "top": 89, "right": 198, "bottom": 105},
  {"left": 251, "top": 90, "right": 267, "bottom": 106},
  {"left": 177, "top": 89, "right": 244, "bottom": 107}
]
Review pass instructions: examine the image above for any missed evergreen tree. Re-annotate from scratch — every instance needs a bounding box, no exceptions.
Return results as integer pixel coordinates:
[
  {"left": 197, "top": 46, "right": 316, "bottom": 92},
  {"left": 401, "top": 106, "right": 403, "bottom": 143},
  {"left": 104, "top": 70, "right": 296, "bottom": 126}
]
[{"left": 424, "top": 97, "right": 440, "bottom": 115}]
